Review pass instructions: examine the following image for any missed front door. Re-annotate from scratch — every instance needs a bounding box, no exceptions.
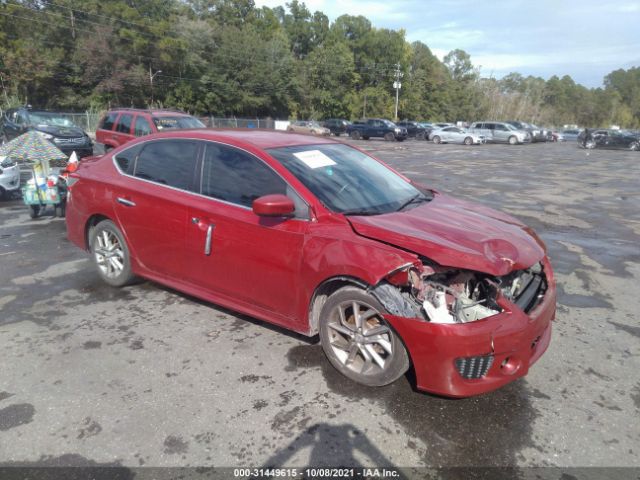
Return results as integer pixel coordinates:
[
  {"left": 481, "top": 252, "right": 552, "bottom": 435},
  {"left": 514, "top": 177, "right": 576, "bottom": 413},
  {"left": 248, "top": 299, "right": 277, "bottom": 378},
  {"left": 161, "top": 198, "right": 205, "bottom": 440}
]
[{"left": 185, "top": 142, "right": 308, "bottom": 324}]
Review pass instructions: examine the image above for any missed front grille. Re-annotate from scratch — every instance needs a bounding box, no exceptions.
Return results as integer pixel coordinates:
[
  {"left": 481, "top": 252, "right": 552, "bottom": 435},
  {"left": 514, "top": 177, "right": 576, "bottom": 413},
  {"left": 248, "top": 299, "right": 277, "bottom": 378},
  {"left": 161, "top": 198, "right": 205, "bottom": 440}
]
[
  {"left": 455, "top": 355, "right": 494, "bottom": 379},
  {"left": 55, "top": 137, "right": 86, "bottom": 145}
]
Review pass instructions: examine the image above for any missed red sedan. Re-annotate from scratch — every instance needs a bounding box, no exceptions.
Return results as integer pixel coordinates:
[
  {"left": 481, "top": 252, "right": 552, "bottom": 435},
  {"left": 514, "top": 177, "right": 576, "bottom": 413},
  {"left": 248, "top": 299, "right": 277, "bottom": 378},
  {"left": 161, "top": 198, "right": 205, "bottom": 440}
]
[{"left": 65, "top": 129, "right": 556, "bottom": 397}]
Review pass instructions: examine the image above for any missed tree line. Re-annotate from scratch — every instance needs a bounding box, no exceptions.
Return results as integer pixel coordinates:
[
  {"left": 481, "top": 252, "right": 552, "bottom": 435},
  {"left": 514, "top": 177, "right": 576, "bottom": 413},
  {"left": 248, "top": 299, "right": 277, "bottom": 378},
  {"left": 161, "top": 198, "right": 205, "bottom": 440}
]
[{"left": 1, "top": 0, "right": 639, "bottom": 128}]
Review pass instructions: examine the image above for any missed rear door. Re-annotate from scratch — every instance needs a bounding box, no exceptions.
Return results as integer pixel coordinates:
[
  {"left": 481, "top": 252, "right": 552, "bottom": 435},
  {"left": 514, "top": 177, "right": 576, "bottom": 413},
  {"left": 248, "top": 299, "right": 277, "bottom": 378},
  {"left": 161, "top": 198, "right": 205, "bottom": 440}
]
[
  {"left": 185, "top": 141, "right": 308, "bottom": 322},
  {"left": 133, "top": 115, "right": 153, "bottom": 138},
  {"left": 113, "top": 139, "right": 201, "bottom": 278},
  {"left": 112, "top": 113, "right": 134, "bottom": 147}
]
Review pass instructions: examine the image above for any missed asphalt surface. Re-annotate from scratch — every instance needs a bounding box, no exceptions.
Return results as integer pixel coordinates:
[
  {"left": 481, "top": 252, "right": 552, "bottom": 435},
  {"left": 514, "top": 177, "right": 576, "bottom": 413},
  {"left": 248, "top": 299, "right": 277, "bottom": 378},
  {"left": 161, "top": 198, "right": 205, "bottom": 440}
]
[{"left": 0, "top": 138, "right": 639, "bottom": 473}]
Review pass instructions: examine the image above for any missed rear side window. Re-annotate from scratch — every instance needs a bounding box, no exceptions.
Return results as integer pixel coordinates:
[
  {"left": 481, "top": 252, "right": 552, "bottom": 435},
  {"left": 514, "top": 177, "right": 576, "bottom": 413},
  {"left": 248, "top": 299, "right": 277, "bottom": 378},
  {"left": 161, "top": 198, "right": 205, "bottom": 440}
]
[
  {"left": 114, "top": 144, "right": 143, "bottom": 174},
  {"left": 101, "top": 112, "right": 117, "bottom": 131},
  {"left": 201, "top": 144, "right": 286, "bottom": 207},
  {"left": 134, "top": 116, "right": 152, "bottom": 137},
  {"left": 116, "top": 114, "right": 133, "bottom": 134},
  {"left": 134, "top": 140, "right": 199, "bottom": 191}
]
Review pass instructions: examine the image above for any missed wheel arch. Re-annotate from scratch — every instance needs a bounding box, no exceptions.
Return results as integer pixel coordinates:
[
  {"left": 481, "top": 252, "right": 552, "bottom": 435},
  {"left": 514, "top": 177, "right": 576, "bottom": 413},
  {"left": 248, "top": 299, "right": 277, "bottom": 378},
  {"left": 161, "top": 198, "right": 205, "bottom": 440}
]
[
  {"left": 84, "top": 214, "right": 112, "bottom": 250},
  {"left": 308, "top": 275, "right": 370, "bottom": 335}
]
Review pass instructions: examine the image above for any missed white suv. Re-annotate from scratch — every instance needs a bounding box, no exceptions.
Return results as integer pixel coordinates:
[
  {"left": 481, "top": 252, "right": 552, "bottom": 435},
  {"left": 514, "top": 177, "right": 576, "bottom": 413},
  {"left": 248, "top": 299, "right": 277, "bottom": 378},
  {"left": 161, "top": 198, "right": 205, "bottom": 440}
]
[{"left": 0, "top": 156, "right": 21, "bottom": 198}]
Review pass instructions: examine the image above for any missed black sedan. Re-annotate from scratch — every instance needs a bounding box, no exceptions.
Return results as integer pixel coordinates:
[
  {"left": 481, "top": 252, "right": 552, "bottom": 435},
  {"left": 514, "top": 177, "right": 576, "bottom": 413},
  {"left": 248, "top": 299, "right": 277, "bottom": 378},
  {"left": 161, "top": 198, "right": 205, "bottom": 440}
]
[
  {"left": 1, "top": 107, "right": 94, "bottom": 158},
  {"left": 578, "top": 129, "right": 640, "bottom": 151}
]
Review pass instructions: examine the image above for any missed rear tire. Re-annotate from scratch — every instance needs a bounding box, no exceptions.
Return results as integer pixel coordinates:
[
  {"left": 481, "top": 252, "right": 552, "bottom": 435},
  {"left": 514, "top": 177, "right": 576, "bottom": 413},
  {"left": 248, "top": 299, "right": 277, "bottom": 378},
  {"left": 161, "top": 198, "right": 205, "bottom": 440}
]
[
  {"left": 29, "top": 205, "right": 40, "bottom": 219},
  {"left": 629, "top": 141, "right": 639, "bottom": 151},
  {"left": 89, "top": 220, "right": 135, "bottom": 287},
  {"left": 350, "top": 130, "right": 361, "bottom": 140},
  {"left": 432, "top": 135, "right": 441, "bottom": 144},
  {"left": 319, "top": 286, "right": 410, "bottom": 387}
]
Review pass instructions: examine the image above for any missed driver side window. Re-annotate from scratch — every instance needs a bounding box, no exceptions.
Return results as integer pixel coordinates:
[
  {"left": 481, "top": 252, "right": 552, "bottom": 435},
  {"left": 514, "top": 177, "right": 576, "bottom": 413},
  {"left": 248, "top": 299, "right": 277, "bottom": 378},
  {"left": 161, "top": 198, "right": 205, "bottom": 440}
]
[{"left": 201, "top": 143, "right": 308, "bottom": 218}]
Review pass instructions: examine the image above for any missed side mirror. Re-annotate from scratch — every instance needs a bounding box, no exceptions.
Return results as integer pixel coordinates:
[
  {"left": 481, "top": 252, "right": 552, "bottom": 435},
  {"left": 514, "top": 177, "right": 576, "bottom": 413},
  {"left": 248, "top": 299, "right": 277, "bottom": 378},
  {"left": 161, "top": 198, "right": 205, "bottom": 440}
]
[{"left": 252, "top": 194, "right": 295, "bottom": 218}]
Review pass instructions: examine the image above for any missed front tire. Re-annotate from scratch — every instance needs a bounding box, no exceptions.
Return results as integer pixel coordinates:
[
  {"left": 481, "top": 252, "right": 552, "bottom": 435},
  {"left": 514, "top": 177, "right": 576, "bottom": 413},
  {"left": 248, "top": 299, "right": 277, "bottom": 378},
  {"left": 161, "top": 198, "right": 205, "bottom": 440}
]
[
  {"left": 384, "top": 132, "right": 395, "bottom": 142},
  {"left": 432, "top": 135, "right": 441, "bottom": 144},
  {"left": 464, "top": 136, "right": 473, "bottom": 145},
  {"left": 319, "top": 286, "right": 409, "bottom": 387},
  {"left": 508, "top": 135, "right": 518, "bottom": 145},
  {"left": 629, "top": 141, "right": 639, "bottom": 151},
  {"left": 89, "top": 220, "right": 135, "bottom": 287}
]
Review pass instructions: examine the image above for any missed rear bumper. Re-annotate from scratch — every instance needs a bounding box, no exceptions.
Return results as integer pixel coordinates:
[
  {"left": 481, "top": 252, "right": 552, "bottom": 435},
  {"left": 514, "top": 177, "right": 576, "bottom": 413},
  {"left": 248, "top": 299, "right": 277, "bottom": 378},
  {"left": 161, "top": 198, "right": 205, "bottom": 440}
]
[{"left": 386, "top": 265, "right": 556, "bottom": 397}]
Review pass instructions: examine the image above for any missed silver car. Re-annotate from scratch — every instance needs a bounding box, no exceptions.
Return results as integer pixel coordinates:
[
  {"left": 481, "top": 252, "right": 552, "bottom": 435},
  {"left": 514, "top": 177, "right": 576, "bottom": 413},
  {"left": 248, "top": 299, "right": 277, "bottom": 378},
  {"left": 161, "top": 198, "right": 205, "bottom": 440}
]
[
  {"left": 469, "top": 121, "right": 529, "bottom": 144},
  {"left": 429, "top": 126, "right": 485, "bottom": 145},
  {"left": 0, "top": 156, "right": 21, "bottom": 199}
]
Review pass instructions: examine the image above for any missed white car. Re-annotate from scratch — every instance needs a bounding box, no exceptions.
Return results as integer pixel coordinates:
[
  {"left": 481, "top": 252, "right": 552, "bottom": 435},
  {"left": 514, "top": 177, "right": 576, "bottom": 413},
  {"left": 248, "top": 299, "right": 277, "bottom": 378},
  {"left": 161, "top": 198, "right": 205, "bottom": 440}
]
[
  {"left": 0, "top": 156, "right": 21, "bottom": 199},
  {"left": 429, "top": 127, "right": 485, "bottom": 145}
]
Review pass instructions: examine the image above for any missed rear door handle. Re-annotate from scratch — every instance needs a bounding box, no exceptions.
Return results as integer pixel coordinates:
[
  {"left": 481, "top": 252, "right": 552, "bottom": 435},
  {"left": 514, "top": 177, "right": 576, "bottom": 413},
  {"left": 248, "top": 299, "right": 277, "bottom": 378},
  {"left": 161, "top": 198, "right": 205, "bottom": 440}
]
[
  {"left": 204, "top": 224, "right": 215, "bottom": 256},
  {"left": 116, "top": 197, "right": 136, "bottom": 207}
]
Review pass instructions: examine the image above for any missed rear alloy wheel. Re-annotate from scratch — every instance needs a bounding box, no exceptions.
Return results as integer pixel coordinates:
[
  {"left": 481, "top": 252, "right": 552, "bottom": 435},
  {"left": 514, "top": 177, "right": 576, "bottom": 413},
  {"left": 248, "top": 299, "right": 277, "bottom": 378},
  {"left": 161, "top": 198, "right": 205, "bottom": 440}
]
[
  {"left": 629, "top": 141, "right": 639, "bottom": 151},
  {"left": 90, "top": 220, "right": 135, "bottom": 287},
  {"left": 432, "top": 135, "right": 441, "bottom": 144},
  {"left": 464, "top": 136, "right": 473, "bottom": 145},
  {"left": 319, "top": 286, "right": 409, "bottom": 387},
  {"left": 508, "top": 135, "right": 518, "bottom": 145},
  {"left": 350, "top": 130, "right": 361, "bottom": 140}
]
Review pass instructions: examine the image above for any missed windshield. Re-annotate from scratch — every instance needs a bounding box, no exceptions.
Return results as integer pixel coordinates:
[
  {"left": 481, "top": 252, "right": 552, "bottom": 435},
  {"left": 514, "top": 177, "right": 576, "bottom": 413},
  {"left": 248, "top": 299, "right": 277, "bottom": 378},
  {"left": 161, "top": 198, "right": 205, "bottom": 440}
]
[
  {"left": 267, "top": 143, "right": 427, "bottom": 215},
  {"left": 152, "top": 116, "right": 205, "bottom": 130},
  {"left": 506, "top": 124, "right": 519, "bottom": 131},
  {"left": 383, "top": 120, "right": 397, "bottom": 128},
  {"left": 29, "top": 112, "right": 76, "bottom": 128}
]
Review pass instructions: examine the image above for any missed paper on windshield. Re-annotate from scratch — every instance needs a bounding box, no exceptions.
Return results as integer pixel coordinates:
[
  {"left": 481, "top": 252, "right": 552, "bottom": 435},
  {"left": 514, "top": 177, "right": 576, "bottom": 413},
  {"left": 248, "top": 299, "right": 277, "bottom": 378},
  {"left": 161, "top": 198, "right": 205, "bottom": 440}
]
[{"left": 293, "top": 150, "right": 336, "bottom": 169}]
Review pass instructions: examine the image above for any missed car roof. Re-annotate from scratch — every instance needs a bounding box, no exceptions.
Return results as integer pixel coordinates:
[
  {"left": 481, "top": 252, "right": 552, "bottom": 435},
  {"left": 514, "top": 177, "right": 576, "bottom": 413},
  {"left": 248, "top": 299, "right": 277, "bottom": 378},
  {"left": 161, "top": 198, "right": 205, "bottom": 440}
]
[
  {"left": 109, "top": 108, "right": 192, "bottom": 117},
  {"left": 140, "top": 128, "right": 338, "bottom": 149}
]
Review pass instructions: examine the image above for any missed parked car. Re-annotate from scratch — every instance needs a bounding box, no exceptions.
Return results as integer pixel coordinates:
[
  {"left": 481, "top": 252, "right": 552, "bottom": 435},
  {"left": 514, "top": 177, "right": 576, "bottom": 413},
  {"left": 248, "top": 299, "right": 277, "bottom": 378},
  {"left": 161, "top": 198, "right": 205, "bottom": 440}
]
[
  {"left": 396, "top": 121, "right": 428, "bottom": 139},
  {"left": 1, "top": 107, "right": 93, "bottom": 158},
  {"left": 346, "top": 118, "right": 408, "bottom": 141},
  {"left": 548, "top": 130, "right": 564, "bottom": 142},
  {"left": 429, "top": 126, "right": 485, "bottom": 145},
  {"left": 96, "top": 108, "right": 205, "bottom": 151},
  {"left": 469, "top": 122, "right": 529, "bottom": 145},
  {"left": 505, "top": 121, "right": 547, "bottom": 143},
  {"left": 561, "top": 129, "right": 581, "bottom": 142},
  {"left": 322, "top": 119, "right": 352, "bottom": 136},
  {"left": 0, "top": 156, "right": 21, "bottom": 199},
  {"left": 66, "top": 129, "right": 556, "bottom": 397},
  {"left": 578, "top": 129, "right": 640, "bottom": 150},
  {"left": 287, "top": 120, "right": 330, "bottom": 136}
]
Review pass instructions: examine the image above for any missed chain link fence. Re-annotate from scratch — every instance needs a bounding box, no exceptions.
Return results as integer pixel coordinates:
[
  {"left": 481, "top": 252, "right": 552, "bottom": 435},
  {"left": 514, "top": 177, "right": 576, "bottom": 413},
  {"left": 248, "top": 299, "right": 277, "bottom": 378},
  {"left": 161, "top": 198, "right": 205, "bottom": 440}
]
[{"left": 199, "top": 116, "right": 276, "bottom": 129}]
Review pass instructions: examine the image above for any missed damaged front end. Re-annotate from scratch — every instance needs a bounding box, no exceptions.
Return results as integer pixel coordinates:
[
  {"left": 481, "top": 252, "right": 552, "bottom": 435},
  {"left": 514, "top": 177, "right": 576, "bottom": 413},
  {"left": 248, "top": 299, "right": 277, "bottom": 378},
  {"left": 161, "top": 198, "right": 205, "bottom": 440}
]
[
  {"left": 369, "top": 258, "right": 555, "bottom": 396},
  {"left": 372, "top": 260, "right": 548, "bottom": 325}
]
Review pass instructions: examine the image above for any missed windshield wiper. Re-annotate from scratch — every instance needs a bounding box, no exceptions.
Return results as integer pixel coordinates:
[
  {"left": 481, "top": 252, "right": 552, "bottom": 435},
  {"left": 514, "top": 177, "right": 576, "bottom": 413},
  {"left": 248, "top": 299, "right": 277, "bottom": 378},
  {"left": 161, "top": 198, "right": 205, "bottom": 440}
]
[{"left": 397, "top": 193, "right": 430, "bottom": 212}]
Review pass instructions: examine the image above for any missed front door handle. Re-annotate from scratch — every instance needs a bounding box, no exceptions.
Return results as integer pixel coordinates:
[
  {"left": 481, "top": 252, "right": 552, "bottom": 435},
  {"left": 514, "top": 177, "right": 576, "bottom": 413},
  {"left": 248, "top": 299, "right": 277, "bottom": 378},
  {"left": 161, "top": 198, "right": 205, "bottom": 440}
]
[
  {"left": 204, "top": 224, "right": 214, "bottom": 256},
  {"left": 116, "top": 197, "right": 136, "bottom": 207}
]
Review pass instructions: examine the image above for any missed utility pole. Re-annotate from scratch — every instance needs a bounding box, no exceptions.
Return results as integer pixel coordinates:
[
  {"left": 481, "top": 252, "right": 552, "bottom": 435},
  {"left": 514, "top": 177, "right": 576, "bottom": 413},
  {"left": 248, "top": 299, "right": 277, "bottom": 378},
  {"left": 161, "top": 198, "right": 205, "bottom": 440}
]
[
  {"left": 393, "top": 63, "right": 403, "bottom": 122},
  {"left": 149, "top": 67, "right": 162, "bottom": 105},
  {"left": 362, "top": 92, "right": 367, "bottom": 119},
  {"left": 70, "top": 8, "right": 76, "bottom": 39}
]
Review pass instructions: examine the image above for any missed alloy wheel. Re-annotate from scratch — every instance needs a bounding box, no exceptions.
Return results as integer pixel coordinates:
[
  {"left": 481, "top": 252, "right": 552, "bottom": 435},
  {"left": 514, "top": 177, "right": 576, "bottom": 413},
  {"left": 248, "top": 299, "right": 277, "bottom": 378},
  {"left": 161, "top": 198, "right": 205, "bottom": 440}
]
[
  {"left": 326, "top": 300, "right": 394, "bottom": 375},
  {"left": 93, "top": 229, "right": 125, "bottom": 279}
]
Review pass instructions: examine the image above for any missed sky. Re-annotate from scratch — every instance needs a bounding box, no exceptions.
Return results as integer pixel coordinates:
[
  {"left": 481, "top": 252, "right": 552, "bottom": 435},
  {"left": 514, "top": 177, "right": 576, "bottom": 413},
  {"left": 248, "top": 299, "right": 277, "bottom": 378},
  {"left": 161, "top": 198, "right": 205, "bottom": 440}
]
[{"left": 254, "top": 0, "right": 640, "bottom": 88}]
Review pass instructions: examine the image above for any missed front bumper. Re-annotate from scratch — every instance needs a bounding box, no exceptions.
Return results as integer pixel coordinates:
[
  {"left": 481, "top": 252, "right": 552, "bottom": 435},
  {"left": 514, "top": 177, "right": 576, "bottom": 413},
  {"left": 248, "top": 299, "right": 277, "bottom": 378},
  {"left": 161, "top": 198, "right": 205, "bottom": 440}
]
[
  {"left": 57, "top": 145, "right": 94, "bottom": 158},
  {"left": 0, "top": 167, "right": 21, "bottom": 191},
  {"left": 386, "top": 261, "right": 556, "bottom": 397}
]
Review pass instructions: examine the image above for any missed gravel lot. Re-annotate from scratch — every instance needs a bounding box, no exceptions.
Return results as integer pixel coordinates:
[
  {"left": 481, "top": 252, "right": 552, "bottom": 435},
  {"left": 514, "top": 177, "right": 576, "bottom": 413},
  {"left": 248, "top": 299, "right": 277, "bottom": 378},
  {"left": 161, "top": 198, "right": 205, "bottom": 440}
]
[{"left": 0, "top": 139, "right": 639, "bottom": 474}]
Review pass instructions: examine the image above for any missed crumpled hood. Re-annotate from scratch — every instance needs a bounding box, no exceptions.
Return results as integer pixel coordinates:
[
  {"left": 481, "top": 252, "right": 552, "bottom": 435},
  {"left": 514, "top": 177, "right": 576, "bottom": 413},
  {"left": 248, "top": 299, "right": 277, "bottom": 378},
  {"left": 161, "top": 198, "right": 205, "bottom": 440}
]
[
  {"left": 347, "top": 192, "right": 545, "bottom": 276},
  {"left": 33, "top": 125, "right": 87, "bottom": 138}
]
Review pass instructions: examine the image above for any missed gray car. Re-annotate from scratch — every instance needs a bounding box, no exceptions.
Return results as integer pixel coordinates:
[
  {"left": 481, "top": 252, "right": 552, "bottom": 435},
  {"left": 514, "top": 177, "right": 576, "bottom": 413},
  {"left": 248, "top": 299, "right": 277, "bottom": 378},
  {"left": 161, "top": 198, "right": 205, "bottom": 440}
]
[
  {"left": 0, "top": 156, "right": 21, "bottom": 199},
  {"left": 429, "top": 126, "right": 485, "bottom": 145},
  {"left": 469, "top": 121, "right": 529, "bottom": 145}
]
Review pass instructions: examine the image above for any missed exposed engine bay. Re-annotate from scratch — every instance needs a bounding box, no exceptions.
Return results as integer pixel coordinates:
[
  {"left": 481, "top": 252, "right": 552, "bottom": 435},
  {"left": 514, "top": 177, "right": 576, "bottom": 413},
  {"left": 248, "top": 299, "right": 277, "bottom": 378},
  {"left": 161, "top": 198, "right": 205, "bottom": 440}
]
[{"left": 376, "top": 261, "right": 547, "bottom": 324}]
